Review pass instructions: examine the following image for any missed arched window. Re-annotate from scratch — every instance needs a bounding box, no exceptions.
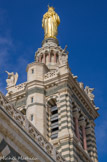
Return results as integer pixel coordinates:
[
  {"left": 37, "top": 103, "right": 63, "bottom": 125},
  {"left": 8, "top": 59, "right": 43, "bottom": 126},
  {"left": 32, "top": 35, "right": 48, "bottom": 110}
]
[
  {"left": 45, "top": 53, "right": 48, "bottom": 64},
  {"left": 41, "top": 55, "right": 44, "bottom": 63},
  {"left": 56, "top": 53, "right": 59, "bottom": 63},
  {"left": 47, "top": 98, "right": 59, "bottom": 140}
]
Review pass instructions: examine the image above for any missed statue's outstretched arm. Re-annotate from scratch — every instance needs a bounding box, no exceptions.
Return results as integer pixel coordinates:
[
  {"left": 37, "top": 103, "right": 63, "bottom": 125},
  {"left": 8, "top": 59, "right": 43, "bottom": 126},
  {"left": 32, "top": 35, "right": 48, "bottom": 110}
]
[
  {"left": 5, "top": 71, "right": 10, "bottom": 75},
  {"left": 15, "top": 72, "right": 18, "bottom": 85},
  {"left": 5, "top": 71, "right": 14, "bottom": 76}
]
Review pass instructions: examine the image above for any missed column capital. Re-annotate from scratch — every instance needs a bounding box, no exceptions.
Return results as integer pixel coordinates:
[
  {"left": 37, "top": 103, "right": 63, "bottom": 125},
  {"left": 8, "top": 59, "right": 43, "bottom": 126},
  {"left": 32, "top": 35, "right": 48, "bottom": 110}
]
[
  {"left": 73, "top": 107, "right": 80, "bottom": 118},
  {"left": 79, "top": 117, "right": 86, "bottom": 127},
  {"left": 73, "top": 112, "right": 79, "bottom": 118}
]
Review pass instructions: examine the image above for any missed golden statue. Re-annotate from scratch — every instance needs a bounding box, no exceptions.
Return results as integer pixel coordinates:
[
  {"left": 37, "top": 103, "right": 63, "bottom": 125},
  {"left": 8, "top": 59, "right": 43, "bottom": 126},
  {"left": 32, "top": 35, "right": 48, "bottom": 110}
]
[{"left": 42, "top": 6, "right": 60, "bottom": 39}]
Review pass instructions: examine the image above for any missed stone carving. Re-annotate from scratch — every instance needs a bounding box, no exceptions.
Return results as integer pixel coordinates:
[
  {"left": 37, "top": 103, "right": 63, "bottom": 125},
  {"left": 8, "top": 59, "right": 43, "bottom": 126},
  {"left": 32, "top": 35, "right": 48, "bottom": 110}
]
[
  {"left": 6, "top": 71, "right": 18, "bottom": 87},
  {"left": 84, "top": 86, "right": 95, "bottom": 101},
  {"left": 44, "top": 68, "right": 59, "bottom": 79},
  {"left": 15, "top": 82, "right": 26, "bottom": 90},
  {"left": 59, "top": 54, "right": 68, "bottom": 65},
  {"left": 72, "top": 74, "right": 78, "bottom": 79},
  {"left": 79, "top": 82, "right": 84, "bottom": 90},
  {"left": 0, "top": 92, "right": 66, "bottom": 162},
  {"left": 35, "top": 40, "right": 59, "bottom": 58},
  {"left": 35, "top": 39, "right": 69, "bottom": 68},
  {"left": 59, "top": 45, "right": 68, "bottom": 65},
  {"left": 61, "top": 45, "right": 67, "bottom": 55}
]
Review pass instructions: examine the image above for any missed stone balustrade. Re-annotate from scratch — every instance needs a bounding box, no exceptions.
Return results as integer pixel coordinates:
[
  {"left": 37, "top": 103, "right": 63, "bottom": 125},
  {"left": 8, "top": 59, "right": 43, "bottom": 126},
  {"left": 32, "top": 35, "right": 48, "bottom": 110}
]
[
  {"left": 0, "top": 92, "right": 66, "bottom": 162},
  {"left": 15, "top": 82, "right": 26, "bottom": 90},
  {"left": 6, "top": 82, "right": 27, "bottom": 95},
  {"left": 44, "top": 69, "right": 59, "bottom": 80}
]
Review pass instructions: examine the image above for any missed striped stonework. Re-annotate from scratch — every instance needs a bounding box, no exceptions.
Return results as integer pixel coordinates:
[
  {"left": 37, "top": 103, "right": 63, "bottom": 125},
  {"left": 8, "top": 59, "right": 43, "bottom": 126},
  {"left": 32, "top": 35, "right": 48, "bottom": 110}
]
[
  {"left": 45, "top": 83, "right": 98, "bottom": 162},
  {"left": 55, "top": 91, "right": 76, "bottom": 161},
  {"left": 71, "top": 140, "right": 92, "bottom": 162},
  {"left": 86, "top": 122, "right": 98, "bottom": 162},
  {"left": 46, "top": 94, "right": 59, "bottom": 140},
  {"left": 58, "top": 91, "right": 74, "bottom": 137},
  {"left": 5, "top": 36, "right": 99, "bottom": 162}
]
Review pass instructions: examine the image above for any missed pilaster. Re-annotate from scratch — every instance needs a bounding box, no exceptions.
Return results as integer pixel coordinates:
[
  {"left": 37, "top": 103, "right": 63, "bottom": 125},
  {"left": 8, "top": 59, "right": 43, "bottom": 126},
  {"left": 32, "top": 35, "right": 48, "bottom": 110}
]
[
  {"left": 79, "top": 117, "right": 87, "bottom": 152},
  {"left": 86, "top": 121, "right": 98, "bottom": 162}
]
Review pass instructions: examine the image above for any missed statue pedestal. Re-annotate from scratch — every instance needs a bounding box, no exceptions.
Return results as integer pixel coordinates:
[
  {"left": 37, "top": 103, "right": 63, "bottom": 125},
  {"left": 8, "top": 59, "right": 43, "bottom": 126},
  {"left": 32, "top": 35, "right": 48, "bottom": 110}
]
[{"left": 42, "top": 38, "right": 59, "bottom": 46}]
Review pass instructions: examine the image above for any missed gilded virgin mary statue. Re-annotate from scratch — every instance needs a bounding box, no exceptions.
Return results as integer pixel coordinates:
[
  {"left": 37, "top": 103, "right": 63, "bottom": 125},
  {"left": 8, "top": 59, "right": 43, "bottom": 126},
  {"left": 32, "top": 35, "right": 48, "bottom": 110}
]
[{"left": 42, "top": 6, "right": 60, "bottom": 39}]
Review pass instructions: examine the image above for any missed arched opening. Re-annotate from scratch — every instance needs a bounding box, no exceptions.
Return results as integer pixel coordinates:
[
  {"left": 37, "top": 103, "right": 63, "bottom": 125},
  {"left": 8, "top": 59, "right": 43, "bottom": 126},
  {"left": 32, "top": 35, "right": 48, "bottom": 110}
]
[
  {"left": 47, "top": 98, "right": 59, "bottom": 140},
  {"left": 51, "top": 53, "right": 54, "bottom": 64},
  {"left": 56, "top": 53, "right": 59, "bottom": 63},
  {"left": 41, "top": 55, "right": 44, "bottom": 63},
  {"left": 45, "top": 53, "right": 48, "bottom": 64}
]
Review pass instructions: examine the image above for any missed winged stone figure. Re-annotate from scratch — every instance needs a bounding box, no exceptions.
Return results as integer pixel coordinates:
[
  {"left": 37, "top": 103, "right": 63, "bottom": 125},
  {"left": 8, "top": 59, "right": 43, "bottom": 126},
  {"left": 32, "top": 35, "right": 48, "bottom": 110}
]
[
  {"left": 5, "top": 71, "right": 18, "bottom": 87},
  {"left": 84, "top": 86, "right": 95, "bottom": 101}
]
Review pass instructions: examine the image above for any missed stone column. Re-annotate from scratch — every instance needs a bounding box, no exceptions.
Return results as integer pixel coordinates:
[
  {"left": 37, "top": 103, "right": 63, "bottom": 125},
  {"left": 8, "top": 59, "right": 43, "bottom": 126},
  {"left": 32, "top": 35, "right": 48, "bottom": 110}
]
[
  {"left": 54, "top": 53, "right": 56, "bottom": 63},
  {"left": 75, "top": 116, "right": 80, "bottom": 140},
  {"left": 43, "top": 54, "right": 46, "bottom": 64},
  {"left": 48, "top": 53, "right": 51, "bottom": 63},
  {"left": 39, "top": 55, "right": 41, "bottom": 62},
  {"left": 80, "top": 120, "right": 87, "bottom": 151},
  {"left": 73, "top": 109, "right": 80, "bottom": 141},
  {"left": 58, "top": 92, "right": 73, "bottom": 162},
  {"left": 82, "top": 125, "right": 87, "bottom": 151},
  {"left": 86, "top": 121, "right": 98, "bottom": 162},
  {"left": 58, "top": 92, "right": 69, "bottom": 137}
]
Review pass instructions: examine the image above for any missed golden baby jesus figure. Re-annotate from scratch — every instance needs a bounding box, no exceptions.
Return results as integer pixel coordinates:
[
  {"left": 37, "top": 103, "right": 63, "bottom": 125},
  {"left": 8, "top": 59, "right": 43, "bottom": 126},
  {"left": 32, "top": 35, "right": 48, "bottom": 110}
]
[{"left": 42, "top": 6, "right": 60, "bottom": 39}]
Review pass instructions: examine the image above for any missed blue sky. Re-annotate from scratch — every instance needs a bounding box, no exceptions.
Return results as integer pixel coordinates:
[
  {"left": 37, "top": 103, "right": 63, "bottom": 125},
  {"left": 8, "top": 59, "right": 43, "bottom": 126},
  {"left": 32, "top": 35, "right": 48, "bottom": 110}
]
[{"left": 0, "top": 0, "right": 107, "bottom": 161}]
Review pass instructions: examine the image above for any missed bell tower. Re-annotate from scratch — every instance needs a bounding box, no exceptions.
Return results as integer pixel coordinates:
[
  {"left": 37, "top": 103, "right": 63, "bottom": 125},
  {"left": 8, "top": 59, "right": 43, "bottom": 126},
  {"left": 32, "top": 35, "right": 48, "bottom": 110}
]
[
  {"left": 6, "top": 6, "right": 99, "bottom": 162},
  {"left": 34, "top": 6, "right": 99, "bottom": 162}
]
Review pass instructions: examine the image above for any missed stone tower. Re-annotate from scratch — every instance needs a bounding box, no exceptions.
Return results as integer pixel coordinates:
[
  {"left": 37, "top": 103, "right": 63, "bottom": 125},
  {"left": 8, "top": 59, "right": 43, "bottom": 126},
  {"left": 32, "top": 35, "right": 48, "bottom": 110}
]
[{"left": 6, "top": 7, "right": 99, "bottom": 162}]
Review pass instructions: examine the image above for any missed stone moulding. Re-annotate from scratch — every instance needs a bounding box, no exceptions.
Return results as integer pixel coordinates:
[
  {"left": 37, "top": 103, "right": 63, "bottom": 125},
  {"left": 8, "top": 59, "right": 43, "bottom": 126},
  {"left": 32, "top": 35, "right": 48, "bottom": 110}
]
[
  {"left": 0, "top": 92, "right": 66, "bottom": 162},
  {"left": 15, "top": 82, "right": 27, "bottom": 90},
  {"left": 6, "top": 82, "right": 27, "bottom": 95}
]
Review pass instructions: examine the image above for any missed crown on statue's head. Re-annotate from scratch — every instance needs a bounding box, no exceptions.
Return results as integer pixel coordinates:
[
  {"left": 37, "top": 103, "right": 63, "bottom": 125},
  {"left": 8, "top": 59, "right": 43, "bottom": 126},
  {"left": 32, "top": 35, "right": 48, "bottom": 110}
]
[{"left": 48, "top": 5, "right": 55, "bottom": 11}]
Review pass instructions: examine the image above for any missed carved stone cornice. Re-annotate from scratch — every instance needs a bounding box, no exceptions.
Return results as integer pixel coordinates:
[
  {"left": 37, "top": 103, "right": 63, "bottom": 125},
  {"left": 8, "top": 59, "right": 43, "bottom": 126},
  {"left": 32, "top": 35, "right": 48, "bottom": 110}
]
[
  {"left": 70, "top": 85, "right": 99, "bottom": 119},
  {"left": 0, "top": 92, "right": 66, "bottom": 162},
  {"left": 68, "top": 71, "right": 99, "bottom": 118}
]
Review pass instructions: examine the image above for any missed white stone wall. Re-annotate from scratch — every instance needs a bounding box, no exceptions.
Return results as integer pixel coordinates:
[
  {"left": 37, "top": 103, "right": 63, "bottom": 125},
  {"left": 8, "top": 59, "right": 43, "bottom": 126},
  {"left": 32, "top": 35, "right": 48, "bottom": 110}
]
[{"left": 27, "top": 62, "right": 48, "bottom": 82}]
